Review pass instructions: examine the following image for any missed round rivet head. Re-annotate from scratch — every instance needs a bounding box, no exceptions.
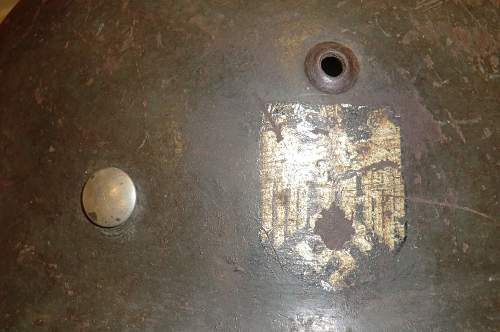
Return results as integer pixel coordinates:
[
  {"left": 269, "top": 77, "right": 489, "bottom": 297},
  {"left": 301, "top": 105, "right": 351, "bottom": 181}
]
[{"left": 82, "top": 167, "right": 136, "bottom": 228}]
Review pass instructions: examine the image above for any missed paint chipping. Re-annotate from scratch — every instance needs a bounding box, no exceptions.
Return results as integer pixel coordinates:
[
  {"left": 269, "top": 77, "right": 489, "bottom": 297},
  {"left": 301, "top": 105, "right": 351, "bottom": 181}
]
[
  {"left": 259, "top": 103, "right": 406, "bottom": 289},
  {"left": 314, "top": 203, "right": 354, "bottom": 251}
]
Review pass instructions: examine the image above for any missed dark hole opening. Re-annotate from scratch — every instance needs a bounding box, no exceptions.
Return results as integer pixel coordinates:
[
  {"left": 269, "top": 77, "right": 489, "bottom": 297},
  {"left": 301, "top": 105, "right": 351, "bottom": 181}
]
[{"left": 321, "top": 56, "right": 343, "bottom": 77}]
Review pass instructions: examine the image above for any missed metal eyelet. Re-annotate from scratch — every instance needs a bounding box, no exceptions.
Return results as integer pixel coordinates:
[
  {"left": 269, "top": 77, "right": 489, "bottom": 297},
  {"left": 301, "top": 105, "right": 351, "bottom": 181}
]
[{"left": 305, "top": 42, "right": 360, "bottom": 94}]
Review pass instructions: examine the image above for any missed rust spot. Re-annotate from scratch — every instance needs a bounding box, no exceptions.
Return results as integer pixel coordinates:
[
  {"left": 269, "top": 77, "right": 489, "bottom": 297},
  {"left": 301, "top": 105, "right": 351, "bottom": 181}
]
[
  {"left": 0, "top": 178, "right": 14, "bottom": 189},
  {"left": 305, "top": 42, "right": 359, "bottom": 94},
  {"left": 314, "top": 203, "right": 354, "bottom": 250},
  {"left": 34, "top": 87, "right": 44, "bottom": 105}
]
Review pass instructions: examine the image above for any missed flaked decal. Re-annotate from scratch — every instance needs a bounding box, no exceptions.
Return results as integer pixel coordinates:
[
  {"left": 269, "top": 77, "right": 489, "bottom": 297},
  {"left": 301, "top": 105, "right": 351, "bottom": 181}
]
[{"left": 260, "top": 103, "right": 405, "bottom": 289}]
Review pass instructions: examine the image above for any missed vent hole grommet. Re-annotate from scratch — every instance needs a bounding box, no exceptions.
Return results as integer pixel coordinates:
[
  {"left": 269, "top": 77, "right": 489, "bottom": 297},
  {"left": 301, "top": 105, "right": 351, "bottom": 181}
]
[{"left": 305, "top": 42, "right": 360, "bottom": 94}]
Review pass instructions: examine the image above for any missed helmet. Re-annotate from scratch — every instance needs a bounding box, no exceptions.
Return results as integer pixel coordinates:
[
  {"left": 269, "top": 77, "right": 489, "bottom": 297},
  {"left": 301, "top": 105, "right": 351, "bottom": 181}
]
[{"left": 0, "top": 1, "right": 498, "bottom": 330}]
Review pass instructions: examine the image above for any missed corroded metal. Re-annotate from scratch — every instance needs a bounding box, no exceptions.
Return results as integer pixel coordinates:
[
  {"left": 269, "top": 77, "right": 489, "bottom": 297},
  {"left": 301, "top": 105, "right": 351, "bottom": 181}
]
[
  {"left": 305, "top": 42, "right": 360, "bottom": 94},
  {"left": 0, "top": 0, "right": 498, "bottom": 331}
]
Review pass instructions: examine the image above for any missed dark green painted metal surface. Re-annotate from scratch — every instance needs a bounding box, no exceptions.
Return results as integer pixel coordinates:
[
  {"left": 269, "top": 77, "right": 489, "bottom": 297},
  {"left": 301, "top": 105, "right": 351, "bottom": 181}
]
[{"left": 0, "top": 0, "right": 498, "bottom": 331}]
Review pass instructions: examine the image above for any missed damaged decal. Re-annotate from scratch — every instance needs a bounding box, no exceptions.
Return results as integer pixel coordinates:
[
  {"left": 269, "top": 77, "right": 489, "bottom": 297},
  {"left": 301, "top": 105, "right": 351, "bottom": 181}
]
[{"left": 259, "top": 103, "right": 406, "bottom": 289}]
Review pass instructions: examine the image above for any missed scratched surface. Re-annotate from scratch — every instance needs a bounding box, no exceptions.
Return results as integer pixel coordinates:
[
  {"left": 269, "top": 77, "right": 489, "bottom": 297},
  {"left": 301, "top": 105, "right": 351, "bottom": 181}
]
[
  {"left": 0, "top": 0, "right": 499, "bottom": 331},
  {"left": 260, "top": 103, "right": 406, "bottom": 289}
]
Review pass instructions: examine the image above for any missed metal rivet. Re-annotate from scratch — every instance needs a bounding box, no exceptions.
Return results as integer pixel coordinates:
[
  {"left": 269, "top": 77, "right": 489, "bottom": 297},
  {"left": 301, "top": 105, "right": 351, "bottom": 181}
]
[
  {"left": 82, "top": 167, "right": 136, "bottom": 228},
  {"left": 305, "top": 42, "right": 360, "bottom": 94}
]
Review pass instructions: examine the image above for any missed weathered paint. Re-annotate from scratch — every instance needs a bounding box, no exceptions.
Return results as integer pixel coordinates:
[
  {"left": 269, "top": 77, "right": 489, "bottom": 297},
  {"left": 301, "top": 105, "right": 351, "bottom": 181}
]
[
  {"left": 1, "top": 1, "right": 498, "bottom": 330},
  {"left": 0, "top": 0, "right": 18, "bottom": 23},
  {"left": 260, "top": 103, "right": 406, "bottom": 289}
]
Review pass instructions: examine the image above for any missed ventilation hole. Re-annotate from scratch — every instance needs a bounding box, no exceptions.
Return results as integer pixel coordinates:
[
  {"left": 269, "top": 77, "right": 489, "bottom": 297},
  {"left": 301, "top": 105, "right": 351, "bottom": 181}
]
[
  {"left": 321, "top": 56, "right": 343, "bottom": 77},
  {"left": 305, "top": 41, "right": 360, "bottom": 94}
]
